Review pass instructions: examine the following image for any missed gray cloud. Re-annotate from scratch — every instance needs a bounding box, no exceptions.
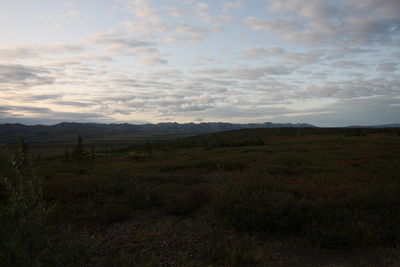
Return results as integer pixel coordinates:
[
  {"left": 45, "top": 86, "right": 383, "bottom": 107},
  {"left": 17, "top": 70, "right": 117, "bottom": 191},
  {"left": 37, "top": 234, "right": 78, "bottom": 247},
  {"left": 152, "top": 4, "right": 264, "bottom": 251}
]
[
  {"left": 0, "top": 64, "right": 54, "bottom": 88},
  {"left": 378, "top": 62, "right": 398, "bottom": 72},
  {"left": 52, "top": 101, "right": 93, "bottom": 107},
  {"left": 86, "top": 30, "right": 155, "bottom": 55},
  {"left": 244, "top": 17, "right": 302, "bottom": 32},
  {"left": 331, "top": 60, "right": 367, "bottom": 68},
  {"left": 141, "top": 56, "right": 168, "bottom": 66},
  {"left": 292, "top": 77, "right": 400, "bottom": 99},
  {"left": 0, "top": 105, "right": 112, "bottom": 125},
  {"left": 0, "top": 44, "right": 86, "bottom": 60},
  {"left": 249, "top": 0, "right": 400, "bottom": 46},
  {"left": 23, "top": 94, "right": 61, "bottom": 101},
  {"left": 195, "top": 2, "right": 212, "bottom": 23},
  {"left": 243, "top": 46, "right": 285, "bottom": 59},
  {"left": 0, "top": 105, "right": 52, "bottom": 114},
  {"left": 232, "top": 65, "right": 295, "bottom": 79},
  {"left": 166, "top": 23, "right": 213, "bottom": 44},
  {"left": 224, "top": 1, "right": 245, "bottom": 10}
]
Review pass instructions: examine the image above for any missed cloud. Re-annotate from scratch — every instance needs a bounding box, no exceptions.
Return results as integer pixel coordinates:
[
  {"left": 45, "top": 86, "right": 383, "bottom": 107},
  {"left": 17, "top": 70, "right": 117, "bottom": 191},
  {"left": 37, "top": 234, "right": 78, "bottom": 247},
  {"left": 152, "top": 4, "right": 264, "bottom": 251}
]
[
  {"left": 52, "top": 101, "right": 93, "bottom": 107},
  {"left": 53, "top": 23, "right": 65, "bottom": 31},
  {"left": 269, "top": 0, "right": 342, "bottom": 21},
  {"left": 166, "top": 23, "right": 212, "bottom": 44},
  {"left": 343, "top": 0, "right": 400, "bottom": 19},
  {"left": 0, "top": 64, "right": 54, "bottom": 88},
  {"left": 0, "top": 43, "right": 86, "bottom": 60},
  {"left": 331, "top": 60, "right": 367, "bottom": 69},
  {"left": 243, "top": 46, "right": 285, "bottom": 59},
  {"left": 85, "top": 30, "right": 155, "bottom": 55},
  {"left": 161, "top": 6, "right": 188, "bottom": 18},
  {"left": 232, "top": 64, "right": 295, "bottom": 79},
  {"left": 118, "top": 0, "right": 159, "bottom": 20},
  {"left": 224, "top": 1, "right": 245, "bottom": 10},
  {"left": 58, "top": 10, "right": 84, "bottom": 22},
  {"left": 377, "top": 62, "right": 398, "bottom": 72},
  {"left": 123, "top": 20, "right": 168, "bottom": 39},
  {"left": 124, "top": 19, "right": 219, "bottom": 44},
  {"left": 247, "top": 0, "right": 400, "bottom": 46},
  {"left": 23, "top": 94, "right": 61, "bottom": 101},
  {"left": 0, "top": 105, "right": 53, "bottom": 114},
  {"left": 244, "top": 17, "right": 301, "bottom": 32},
  {"left": 141, "top": 56, "right": 168, "bottom": 66},
  {"left": 292, "top": 77, "right": 400, "bottom": 99},
  {"left": 195, "top": 2, "right": 212, "bottom": 23},
  {"left": 0, "top": 105, "right": 112, "bottom": 125},
  {"left": 284, "top": 50, "right": 325, "bottom": 65}
]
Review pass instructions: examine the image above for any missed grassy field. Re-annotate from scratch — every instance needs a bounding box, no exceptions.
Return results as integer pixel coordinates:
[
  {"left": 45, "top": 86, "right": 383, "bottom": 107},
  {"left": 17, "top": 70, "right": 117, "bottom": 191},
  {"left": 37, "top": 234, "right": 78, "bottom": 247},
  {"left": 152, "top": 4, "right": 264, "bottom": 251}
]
[
  {"left": 1, "top": 129, "right": 400, "bottom": 266},
  {"left": 6, "top": 133, "right": 192, "bottom": 158}
]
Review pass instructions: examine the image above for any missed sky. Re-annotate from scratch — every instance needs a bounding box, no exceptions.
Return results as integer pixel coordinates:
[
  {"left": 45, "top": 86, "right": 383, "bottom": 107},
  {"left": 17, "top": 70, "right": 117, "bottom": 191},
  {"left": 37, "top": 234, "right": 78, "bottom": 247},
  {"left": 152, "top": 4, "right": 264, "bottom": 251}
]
[{"left": 0, "top": 0, "right": 399, "bottom": 127}]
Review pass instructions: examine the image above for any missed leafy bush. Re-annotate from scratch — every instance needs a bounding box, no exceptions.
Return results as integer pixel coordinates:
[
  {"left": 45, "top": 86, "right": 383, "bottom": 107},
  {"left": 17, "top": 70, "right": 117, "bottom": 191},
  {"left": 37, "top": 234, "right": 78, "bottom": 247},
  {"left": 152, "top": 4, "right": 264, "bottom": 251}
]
[
  {"left": 214, "top": 175, "right": 307, "bottom": 235},
  {"left": 306, "top": 185, "right": 400, "bottom": 248},
  {"left": 214, "top": 174, "right": 400, "bottom": 248},
  {"left": 163, "top": 185, "right": 213, "bottom": 216},
  {"left": 0, "top": 144, "right": 51, "bottom": 266},
  {"left": 210, "top": 138, "right": 265, "bottom": 148},
  {"left": 97, "top": 203, "right": 132, "bottom": 224},
  {"left": 344, "top": 128, "right": 367, "bottom": 136}
]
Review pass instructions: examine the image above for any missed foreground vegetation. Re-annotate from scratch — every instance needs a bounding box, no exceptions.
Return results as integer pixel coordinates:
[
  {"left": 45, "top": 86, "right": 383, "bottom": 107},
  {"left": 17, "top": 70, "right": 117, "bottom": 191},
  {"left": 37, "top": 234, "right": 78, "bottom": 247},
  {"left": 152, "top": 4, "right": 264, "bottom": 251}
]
[{"left": 1, "top": 129, "right": 400, "bottom": 266}]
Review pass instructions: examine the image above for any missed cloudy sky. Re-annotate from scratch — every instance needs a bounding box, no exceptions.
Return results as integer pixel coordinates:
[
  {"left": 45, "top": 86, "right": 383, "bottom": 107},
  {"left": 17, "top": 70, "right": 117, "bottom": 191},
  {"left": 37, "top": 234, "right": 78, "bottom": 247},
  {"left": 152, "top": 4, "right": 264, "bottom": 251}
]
[{"left": 0, "top": 0, "right": 399, "bottom": 126}]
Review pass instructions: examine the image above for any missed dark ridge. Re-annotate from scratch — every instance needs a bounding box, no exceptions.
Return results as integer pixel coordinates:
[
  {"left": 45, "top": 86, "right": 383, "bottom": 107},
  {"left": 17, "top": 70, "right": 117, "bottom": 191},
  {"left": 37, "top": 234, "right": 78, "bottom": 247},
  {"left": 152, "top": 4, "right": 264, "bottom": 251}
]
[{"left": 0, "top": 122, "right": 315, "bottom": 143}]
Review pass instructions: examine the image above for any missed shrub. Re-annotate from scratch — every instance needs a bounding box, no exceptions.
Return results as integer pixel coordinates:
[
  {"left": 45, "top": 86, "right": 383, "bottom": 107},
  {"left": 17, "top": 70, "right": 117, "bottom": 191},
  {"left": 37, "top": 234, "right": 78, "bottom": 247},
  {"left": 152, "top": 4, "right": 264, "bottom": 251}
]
[
  {"left": 0, "top": 144, "right": 51, "bottom": 266},
  {"left": 98, "top": 203, "right": 132, "bottom": 224},
  {"left": 210, "top": 138, "right": 265, "bottom": 148},
  {"left": 214, "top": 175, "right": 307, "bottom": 235},
  {"left": 214, "top": 174, "right": 400, "bottom": 248},
  {"left": 306, "top": 185, "right": 400, "bottom": 248},
  {"left": 163, "top": 185, "right": 213, "bottom": 216}
]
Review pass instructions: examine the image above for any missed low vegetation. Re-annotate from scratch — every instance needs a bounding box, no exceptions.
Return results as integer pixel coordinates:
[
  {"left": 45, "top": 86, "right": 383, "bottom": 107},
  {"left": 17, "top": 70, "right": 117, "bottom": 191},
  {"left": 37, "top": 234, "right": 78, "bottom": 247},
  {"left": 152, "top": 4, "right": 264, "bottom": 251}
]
[
  {"left": 214, "top": 174, "right": 400, "bottom": 248},
  {"left": 1, "top": 128, "right": 400, "bottom": 265}
]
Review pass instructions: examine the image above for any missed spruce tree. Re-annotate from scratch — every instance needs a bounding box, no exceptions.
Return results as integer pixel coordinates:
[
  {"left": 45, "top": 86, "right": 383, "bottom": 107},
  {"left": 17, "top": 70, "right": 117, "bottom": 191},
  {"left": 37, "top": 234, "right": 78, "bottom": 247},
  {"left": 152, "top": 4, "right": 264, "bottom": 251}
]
[
  {"left": 74, "top": 134, "right": 84, "bottom": 163},
  {"left": 64, "top": 146, "right": 70, "bottom": 163}
]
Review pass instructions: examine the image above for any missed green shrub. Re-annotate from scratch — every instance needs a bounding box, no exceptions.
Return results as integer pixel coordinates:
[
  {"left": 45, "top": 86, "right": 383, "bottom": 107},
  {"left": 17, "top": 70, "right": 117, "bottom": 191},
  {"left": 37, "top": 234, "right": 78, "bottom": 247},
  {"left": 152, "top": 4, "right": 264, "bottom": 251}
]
[
  {"left": 0, "top": 145, "right": 51, "bottom": 266},
  {"left": 98, "top": 203, "right": 132, "bottom": 224},
  {"left": 306, "top": 185, "right": 400, "bottom": 248},
  {"left": 192, "top": 159, "right": 220, "bottom": 169},
  {"left": 48, "top": 230, "right": 99, "bottom": 267},
  {"left": 210, "top": 138, "right": 265, "bottom": 148},
  {"left": 214, "top": 174, "right": 400, "bottom": 248},
  {"left": 214, "top": 175, "right": 307, "bottom": 235},
  {"left": 163, "top": 185, "right": 213, "bottom": 216},
  {"left": 148, "top": 183, "right": 186, "bottom": 207}
]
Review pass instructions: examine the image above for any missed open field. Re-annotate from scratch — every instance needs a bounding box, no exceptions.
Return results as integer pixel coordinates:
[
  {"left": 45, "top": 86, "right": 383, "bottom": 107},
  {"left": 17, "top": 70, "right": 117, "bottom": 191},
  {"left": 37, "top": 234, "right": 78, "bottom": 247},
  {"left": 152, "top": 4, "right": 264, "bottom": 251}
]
[
  {"left": 6, "top": 134, "right": 193, "bottom": 158},
  {"left": 1, "top": 129, "right": 400, "bottom": 266}
]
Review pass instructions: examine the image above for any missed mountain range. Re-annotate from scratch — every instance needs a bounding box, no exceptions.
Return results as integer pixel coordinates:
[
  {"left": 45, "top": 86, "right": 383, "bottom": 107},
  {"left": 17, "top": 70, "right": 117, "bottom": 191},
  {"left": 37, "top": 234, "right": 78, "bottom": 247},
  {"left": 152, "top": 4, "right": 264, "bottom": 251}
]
[
  {"left": 0, "top": 122, "right": 315, "bottom": 143},
  {"left": 1, "top": 122, "right": 399, "bottom": 144}
]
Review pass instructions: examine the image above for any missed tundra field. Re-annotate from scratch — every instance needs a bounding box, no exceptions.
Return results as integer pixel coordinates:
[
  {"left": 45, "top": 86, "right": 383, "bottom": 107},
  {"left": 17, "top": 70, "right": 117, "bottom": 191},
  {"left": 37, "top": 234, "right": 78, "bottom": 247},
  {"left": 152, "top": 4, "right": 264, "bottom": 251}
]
[{"left": 1, "top": 128, "right": 400, "bottom": 266}]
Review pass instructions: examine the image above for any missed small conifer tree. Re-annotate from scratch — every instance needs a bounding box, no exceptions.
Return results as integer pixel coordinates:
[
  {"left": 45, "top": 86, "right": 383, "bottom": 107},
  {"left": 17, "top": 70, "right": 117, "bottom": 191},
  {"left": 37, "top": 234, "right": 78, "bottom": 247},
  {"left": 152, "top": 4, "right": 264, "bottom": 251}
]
[
  {"left": 74, "top": 134, "right": 84, "bottom": 163},
  {"left": 91, "top": 145, "right": 95, "bottom": 159},
  {"left": 64, "top": 146, "right": 70, "bottom": 163},
  {"left": 18, "top": 136, "right": 29, "bottom": 157},
  {"left": 145, "top": 139, "right": 152, "bottom": 155}
]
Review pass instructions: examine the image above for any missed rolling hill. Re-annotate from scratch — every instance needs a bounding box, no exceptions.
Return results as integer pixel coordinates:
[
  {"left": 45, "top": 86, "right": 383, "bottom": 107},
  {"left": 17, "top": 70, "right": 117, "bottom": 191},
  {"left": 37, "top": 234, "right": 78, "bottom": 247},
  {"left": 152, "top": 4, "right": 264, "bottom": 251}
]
[{"left": 0, "top": 122, "right": 315, "bottom": 143}]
